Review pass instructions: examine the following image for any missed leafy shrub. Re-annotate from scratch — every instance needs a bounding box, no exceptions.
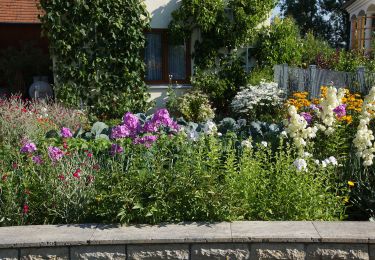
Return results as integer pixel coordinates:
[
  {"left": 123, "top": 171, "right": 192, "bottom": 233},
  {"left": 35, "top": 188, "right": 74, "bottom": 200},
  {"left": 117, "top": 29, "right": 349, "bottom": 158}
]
[
  {"left": 173, "top": 90, "right": 215, "bottom": 122},
  {"left": 192, "top": 55, "right": 248, "bottom": 114},
  {"left": 255, "top": 17, "right": 303, "bottom": 68},
  {"left": 247, "top": 67, "right": 274, "bottom": 85}
]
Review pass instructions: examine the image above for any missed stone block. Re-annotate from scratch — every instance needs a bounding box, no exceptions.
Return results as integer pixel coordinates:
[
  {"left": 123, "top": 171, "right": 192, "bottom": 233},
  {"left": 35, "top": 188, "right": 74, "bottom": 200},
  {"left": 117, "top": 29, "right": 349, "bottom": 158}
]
[
  {"left": 0, "top": 249, "right": 18, "bottom": 260},
  {"left": 191, "top": 243, "right": 250, "bottom": 260},
  {"left": 70, "top": 245, "right": 126, "bottom": 260},
  {"left": 306, "top": 243, "right": 369, "bottom": 260},
  {"left": 20, "top": 247, "right": 69, "bottom": 260},
  {"left": 250, "top": 243, "right": 305, "bottom": 260},
  {"left": 128, "top": 244, "right": 189, "bottom": 260},
  {"left": 369, "top": 244, "right": 375, "bottom": 259}
]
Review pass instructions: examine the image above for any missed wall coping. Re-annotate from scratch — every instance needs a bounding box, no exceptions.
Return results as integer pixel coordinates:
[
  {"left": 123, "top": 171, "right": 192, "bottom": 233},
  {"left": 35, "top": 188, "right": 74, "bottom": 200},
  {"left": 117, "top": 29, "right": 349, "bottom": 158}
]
[{"left": 0, "top": 221, "right": 374, "bottom": 249}]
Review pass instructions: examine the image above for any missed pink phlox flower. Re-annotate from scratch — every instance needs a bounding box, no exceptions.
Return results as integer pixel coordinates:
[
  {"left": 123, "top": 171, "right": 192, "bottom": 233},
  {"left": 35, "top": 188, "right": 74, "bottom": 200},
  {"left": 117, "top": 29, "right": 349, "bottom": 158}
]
[
  {"left": 48, "top": 146, "right": 64, "bottom": 162},
  {"left": 333, "top": 104, "right": 347, "bottom": 118},
  {"left": 20, "top": 142, "right": 37, "bottom": 153},
  {"left": 60, "top": 127, "right": 73, "bottom": 138}
]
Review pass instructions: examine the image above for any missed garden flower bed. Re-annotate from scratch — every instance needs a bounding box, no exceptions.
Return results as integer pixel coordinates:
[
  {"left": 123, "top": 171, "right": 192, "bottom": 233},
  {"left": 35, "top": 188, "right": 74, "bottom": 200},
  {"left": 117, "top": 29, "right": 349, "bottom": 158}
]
[{"left": 0, "top": 85, "right": 374, "bottom": 226}]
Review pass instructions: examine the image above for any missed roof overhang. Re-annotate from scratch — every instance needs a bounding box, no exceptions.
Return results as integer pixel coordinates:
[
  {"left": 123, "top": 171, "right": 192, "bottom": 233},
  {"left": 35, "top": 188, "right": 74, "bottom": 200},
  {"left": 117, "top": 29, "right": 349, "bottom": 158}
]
[{"left": 342, "top": 0, "right": 357, "bottom": 10}]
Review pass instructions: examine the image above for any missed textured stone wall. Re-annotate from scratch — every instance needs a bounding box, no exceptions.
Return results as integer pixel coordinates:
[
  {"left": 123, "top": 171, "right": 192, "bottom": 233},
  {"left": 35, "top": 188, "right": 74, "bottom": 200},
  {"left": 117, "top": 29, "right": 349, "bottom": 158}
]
[
  {"left": 0, "top": 242, "right": 373, "bottom": 260},
  {"left": 1, "top": 222, "right": 374, "bottom": 260}
]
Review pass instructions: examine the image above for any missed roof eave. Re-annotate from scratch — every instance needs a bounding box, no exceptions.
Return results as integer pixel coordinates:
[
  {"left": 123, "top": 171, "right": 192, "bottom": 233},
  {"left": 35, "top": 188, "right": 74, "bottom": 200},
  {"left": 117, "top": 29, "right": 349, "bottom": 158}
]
[{"left": 342, "top": 0, "right": 357, "bottom": 10}]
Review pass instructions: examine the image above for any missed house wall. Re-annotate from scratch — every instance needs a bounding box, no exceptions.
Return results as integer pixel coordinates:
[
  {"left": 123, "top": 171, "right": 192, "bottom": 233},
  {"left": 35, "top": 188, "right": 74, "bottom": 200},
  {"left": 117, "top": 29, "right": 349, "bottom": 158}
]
[
  {"left": 144, "top": 0, "right": 193, "bottom": 107},
  {"left": 345, "top": 0, "right": 375, "bottom": 50}
]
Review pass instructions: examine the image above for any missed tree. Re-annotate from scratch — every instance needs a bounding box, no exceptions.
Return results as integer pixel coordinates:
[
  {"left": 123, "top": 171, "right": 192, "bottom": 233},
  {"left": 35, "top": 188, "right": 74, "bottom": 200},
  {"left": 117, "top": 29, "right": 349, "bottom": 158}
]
[
  {"left": 39, "top": 0, "right": 151, "bottom": 118},
  {"left": 280, "top": 0, "right": 350, "bottom": 47}
]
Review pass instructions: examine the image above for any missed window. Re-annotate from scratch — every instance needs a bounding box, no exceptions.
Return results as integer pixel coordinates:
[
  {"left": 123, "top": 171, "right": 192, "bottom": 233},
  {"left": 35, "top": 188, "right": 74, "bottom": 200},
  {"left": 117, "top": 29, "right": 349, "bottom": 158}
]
[{"left": 144, "top": 30, "right": 191, "bottom": 84}]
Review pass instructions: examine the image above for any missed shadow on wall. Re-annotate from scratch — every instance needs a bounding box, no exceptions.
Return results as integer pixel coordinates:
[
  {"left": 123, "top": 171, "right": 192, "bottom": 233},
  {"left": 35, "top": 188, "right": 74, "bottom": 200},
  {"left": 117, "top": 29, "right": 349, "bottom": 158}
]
[{"left": 149, "top": 0, "right": 181, "bottom": 28}]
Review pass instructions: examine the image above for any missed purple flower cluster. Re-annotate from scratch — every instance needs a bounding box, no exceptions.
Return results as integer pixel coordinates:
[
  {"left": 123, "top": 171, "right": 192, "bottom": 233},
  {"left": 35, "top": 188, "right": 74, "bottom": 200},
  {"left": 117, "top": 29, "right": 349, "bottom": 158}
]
[
  {"left": 300, "top": 112, "right": 313, "bottom": 124},
  {"left": 32, "top": 155, "right": 43, "bottom": 165},
  {"left": 110, "top": 109, "right": 179, "bottom": 151},
  {"left": 111, "top": 112, "right": 141, "bottom": 139},
  {"left": 110, "top": 144, "right": 124, "bottom": 156},
  {"left": 20, "top": 142, "right": 37, "bottom": 153},
  {"left": 111, "top": 109, "right": 179, "bottom": 138},
  {"left": 133, "top": 135, "right": 158, "bottom": 148},
  {"left": 60, "top": 127, "right": 73, "bottom": 138},
  {"left": 146, "top": 109, "right": 180, "bottom": 133},
  {"left": 333, "top": 104, "right": 347, "bottom": 118},
  {"left": 48, "top": 146, "right": 64, "bottom": 162}
]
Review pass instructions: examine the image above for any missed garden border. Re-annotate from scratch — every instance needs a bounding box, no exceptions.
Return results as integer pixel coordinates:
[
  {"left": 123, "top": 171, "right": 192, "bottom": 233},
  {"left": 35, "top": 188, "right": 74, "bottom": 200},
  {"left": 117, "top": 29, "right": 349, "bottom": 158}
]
[{"left": 0, "top": 221, "right": 374, "bottom": 259}]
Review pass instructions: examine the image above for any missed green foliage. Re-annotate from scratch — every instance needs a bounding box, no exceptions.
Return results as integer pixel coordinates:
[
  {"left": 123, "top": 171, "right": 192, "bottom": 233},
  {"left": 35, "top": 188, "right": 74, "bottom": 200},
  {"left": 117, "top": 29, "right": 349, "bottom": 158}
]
[
  {"left": 39, "top": 0, "right": 151, "bottom": 118},
  {"left": 172, "top": 90, "right": 215, "bottom": 122},
  {"left": 169, "top": 0, "right": 276, "bottom": 114},
  {"left": 301, "top": 32, "right": 333, "bottom": 67},
  {"left": 255, "top": 17, "right": 303, "bottom": 68},
  {"left": 192, "top": 55, "right": 248, "bottom": 113},
  {"left": 0, "top": 133, "right": 346, "bottom": 225},
  {"left": 247, "top": 67, "right": 274, "bottom": 85},
  {"left": 316, "top": 49, "right": 375, "bottom": 72}
]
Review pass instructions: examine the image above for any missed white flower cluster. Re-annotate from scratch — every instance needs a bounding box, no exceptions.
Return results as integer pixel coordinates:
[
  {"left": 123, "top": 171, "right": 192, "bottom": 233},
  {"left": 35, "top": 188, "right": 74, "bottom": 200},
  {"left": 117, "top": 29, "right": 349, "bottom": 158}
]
[
  {"left": 284, "top": 106, "right": 318, "bottom": 154},
  {"left": 314, "top": 156, "right": 338, "bottom": 167},
  {"left": 293, "top": 158, "right": 307, "bottom": 171},
  {"left": 316, "top": 86, "right": 346, "bottom": 135},
  {"left": 353, "top": 87, "right": 375, "bottom": 166},
  {"left": 231, "top": 80, "right": 285, "bottom": 115}
]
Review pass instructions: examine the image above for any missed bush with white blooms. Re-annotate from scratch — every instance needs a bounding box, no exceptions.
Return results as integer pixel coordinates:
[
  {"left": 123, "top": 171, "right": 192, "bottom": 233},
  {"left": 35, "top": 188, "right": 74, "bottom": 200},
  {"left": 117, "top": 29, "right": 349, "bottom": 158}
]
[{"left": 231, "top": 80, "right": 285, "bottom": 118}]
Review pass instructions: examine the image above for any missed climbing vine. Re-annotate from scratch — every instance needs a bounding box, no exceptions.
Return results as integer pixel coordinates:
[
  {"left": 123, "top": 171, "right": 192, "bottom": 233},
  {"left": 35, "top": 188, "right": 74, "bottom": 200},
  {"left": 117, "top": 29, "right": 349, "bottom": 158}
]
[
  {"left": 169, "top": 0, "right": 276, "bottom": 112},
  {"left": 39, "top": 0, "right": 151, "bottom": 118}
]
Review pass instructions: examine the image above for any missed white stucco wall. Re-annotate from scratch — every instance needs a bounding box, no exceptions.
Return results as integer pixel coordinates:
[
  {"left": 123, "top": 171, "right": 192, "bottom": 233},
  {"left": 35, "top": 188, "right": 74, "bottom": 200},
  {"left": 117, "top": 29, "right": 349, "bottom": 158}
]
[{"left": 144, "top": 0, "right": 181, "bottom": 28}]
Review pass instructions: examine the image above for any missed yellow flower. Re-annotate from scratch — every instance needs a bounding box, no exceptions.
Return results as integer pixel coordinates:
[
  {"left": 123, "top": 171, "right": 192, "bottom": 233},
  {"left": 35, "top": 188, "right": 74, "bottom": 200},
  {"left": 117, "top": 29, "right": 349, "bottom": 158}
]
[
  {"left": 343, "top": 197, "right": 350, "bottom": 203},
  {"left": 339, "top": 115, "right": 353, "bottom": 124},
  {"left": 348, "top": 181, "right": 355, "bottom": 187}
]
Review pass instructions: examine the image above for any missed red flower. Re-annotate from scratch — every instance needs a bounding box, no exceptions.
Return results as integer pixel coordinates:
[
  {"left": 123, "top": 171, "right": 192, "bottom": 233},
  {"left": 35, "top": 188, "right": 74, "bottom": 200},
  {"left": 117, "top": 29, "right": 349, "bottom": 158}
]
[
  {"left": 93, "top": 164, "right": 100, "bottom": 171},
  {"left": 58, "top": 174, "right": 65, "bottom": 181},
  {"left": 23, "top": 204, "right": 29, "bottom": 214},
  {"left": 87, "top": 153, "right": 93, "bottom": 158},
  {"left": 1, "top": 174, "right": 8, "bottom": 181},
  {"left": 73, "top": 168, "right": 81, "bottom": 179},
  {"left": 63, "top": 142, "right": 68, "bottom": 149},
  {"left": 21, "top": 108, "right": 27, "bottom": 113},
  {"left": 12, "top": 163, "right": 18, "bottom": 169}
]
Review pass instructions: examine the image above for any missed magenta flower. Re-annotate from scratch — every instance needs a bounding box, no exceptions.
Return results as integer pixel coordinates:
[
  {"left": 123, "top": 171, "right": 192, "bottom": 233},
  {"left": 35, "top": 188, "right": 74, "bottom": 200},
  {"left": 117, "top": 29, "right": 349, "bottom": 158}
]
[
  {"left": 300, "top": 112, "right": 313, "bottom": 124},
  {"left": 32, "top": 155, "right": 43, "bottom": 165},
  {"left": 123, "top": 112, "right": 141, "bottom": 134},
  {"left": 333, "top": 104, "right": 347, "bottom": 118},
  {"left": 60, "top": 127, "right": 73, "bottom": 138},
  {"left": 133, "top": 135, "right": 158, "bottom": 148},
  {"left": 20, "top": 142, "right": 37, "bottom": 153},
  {"left": 111, "top": 125, "right": 131, "bottom": 139},
  {"left": 110, "top": 144, "right": 124, "bottom": 156},
  {"left": 48, "top": 146, "right": 64, "bottom": 162},
  {"left": 143, "top": 121, "right": 158, "bottom": 133}
]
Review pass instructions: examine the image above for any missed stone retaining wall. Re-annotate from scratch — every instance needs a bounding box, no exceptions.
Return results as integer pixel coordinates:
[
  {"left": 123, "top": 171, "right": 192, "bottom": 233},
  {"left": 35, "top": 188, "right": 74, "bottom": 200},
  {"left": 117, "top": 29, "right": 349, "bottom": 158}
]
[{"left": 0, "top": 221, "right": 374, "bottom": 259}]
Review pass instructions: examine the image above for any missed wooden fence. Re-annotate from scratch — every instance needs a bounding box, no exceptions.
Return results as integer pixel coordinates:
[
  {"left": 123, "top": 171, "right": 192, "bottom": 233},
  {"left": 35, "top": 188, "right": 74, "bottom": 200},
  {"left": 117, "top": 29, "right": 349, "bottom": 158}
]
[{"left": 274, "top": 64, "right": 375, "bottom": 97}]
